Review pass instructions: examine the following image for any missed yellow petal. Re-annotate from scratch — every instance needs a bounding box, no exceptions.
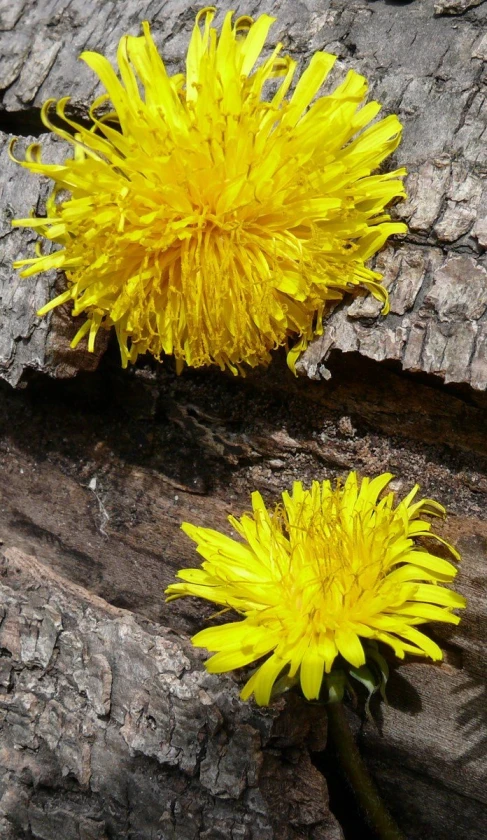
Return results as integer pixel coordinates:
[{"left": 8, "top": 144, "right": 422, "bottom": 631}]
[
  {"left": 300, "top": 645, "right": 325, "bottom": 700},
  {"left": 335, "top": 630, "right": 365, "bottom": 668},
  {"left": 251, "top": 655, "right": 288, "bottom": 706}
]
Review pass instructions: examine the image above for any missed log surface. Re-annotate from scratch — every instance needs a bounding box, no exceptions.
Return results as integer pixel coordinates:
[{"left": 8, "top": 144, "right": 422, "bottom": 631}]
[
  {"left": 0, "top": 356, "right": 484, "bottom": 840},
  {"left": 1, "top": 0, "right": 487, "bottom": 387},
  {"left": 0, "top": 546, "right": 341, "bottom": 840},
  {"left": 0, "top": 2, "right": 486, "bottom": 839}
]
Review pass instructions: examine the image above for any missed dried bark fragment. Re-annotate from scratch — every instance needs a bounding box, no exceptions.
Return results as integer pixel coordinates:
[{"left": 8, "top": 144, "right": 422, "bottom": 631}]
[
  {"left": 0, "top": 132, "right": 107, "bottom": 386},
  {"left": 300, "top": 248, "right": 487, "bottom": 390}
]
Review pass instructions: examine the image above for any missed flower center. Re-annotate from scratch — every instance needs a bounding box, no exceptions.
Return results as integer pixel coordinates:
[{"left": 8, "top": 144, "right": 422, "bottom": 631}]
[{"left": 270, "top": 503, "right": 398, "bottom": 634}]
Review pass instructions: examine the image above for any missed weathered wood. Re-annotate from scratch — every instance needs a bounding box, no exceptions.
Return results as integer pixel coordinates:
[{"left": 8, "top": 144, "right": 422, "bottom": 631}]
[
  {"left": 0, "top": 132, "right": 107, "bottom": 386},
  {"left": 297, "top": 1, "right": 487, "bottom": 389},
  {"left": 0, "top": 2, "right": 486, "bottom": 839},
  {"left": 1, "top": 0, "right": 487, "bottom": 388},
  {"left": 299, "top": 245, "right": 487, "bottom": 391},
  {"left": 354, "top": 515, "right": 487, "bottom": 840},
  {"left": 0, "top": 546, "right": 342, "bottom": 840},
  {"left": 0, "top": 359, "right": 485, "bottom": 839}
]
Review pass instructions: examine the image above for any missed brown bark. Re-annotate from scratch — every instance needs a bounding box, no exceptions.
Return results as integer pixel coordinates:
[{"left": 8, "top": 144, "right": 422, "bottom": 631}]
[
  {"left": 0, "top": 354, "right": 485, "bottom": 839},
  {"left": 0, "top": 2, "right": 486, "bottom": 839},
  {"left": 0, "top": 546, "right": 340, "bottom": 840}
]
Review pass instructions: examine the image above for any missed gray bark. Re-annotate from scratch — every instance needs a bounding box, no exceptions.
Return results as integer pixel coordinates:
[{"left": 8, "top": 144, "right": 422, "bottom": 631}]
[
  {"left": 0, "top": 546, "right": 341, "bottom": 840},
  {"left": 1, "top": 0, "right": 487, "bottom": 388},
  {"left": 0, "top": 2, "right": 486, "bottom": 839},
  {"left": 0, "top": 132, "right": 108, "bottom": 386}
]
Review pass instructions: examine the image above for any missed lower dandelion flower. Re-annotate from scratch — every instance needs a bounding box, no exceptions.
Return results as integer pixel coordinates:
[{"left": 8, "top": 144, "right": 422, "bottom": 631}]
[
  {"left": 166, "top": 473, "right": 466, "bottom": 706},
  {"left": 12, "top": 8, "right": 406, "bottom": 373}
]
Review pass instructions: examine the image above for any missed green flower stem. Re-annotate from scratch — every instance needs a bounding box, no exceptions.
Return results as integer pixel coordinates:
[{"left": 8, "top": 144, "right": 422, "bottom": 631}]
[{"left": 326, "top": 701, "right": 406, "bottom": 840}]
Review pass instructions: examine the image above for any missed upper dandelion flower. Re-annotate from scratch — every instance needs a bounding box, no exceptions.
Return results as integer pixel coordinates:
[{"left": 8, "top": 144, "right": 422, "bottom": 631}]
[
  {"left": 12, "top": 8, "right": 407, "bottom": 373},
  {"left": 166, "top": 473, "right": 466, "bottom": 705}
]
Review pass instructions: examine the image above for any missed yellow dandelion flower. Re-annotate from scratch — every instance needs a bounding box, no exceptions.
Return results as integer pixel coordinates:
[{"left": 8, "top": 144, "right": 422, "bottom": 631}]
[
  {"left": 11, "top": 8, "right": 407, "bottom": 373},
  {"left": 166, "top": 473, "right": 466, "bottom": 706}
]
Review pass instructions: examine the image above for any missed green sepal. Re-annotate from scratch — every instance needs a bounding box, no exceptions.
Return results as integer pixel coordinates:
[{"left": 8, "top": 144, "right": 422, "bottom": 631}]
[
  {"left": 324, "top": 671, "right": 346, "bottom": 704},
  {"left": 365, "top": 644, "right": 390, "bottom": 704},
  {"left": 270, "top": 672, "right": 299, "bottom": 700},
  {"left": 348, "top": 664, "right": 377, "bottom": 717}
]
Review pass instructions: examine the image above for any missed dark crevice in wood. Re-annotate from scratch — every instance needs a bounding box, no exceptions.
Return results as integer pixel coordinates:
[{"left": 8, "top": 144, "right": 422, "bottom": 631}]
[
  {"left": 313, "top": 742, "right": 379, "bottom": 840},
  {"left": 0, "top": 104, "right": 95, "bottom": 139},
  {"left": 0, "top": 106, "right": 46, "bottom": 137}
]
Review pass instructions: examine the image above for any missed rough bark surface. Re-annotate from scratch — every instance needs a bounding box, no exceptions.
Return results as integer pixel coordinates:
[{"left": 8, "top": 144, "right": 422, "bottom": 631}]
[
  {"left": 0, "top": 546, "right": 341, "bottom": 840},
  {"left": 0, "top": 132, "right": 108, "bottom": 386},
  {"left": 296, "top": 0, "right": 487, "bottom": 389},
  {"left": 1, "top": 0, "right": 487, "bottom": 387},
  {"left": 0, "top": 355, "right": 485, "bottom": 840},
  {"left": 0, "top": 2, "right": 486, "bottom": 840}
]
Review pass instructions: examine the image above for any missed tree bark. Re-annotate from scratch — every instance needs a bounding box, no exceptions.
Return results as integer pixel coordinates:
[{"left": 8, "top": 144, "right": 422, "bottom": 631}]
[
  {"left": 0, "top": 546, "right": 341, "bottom": 840},
  {"left": 2, "top": 0, "right": 487, "bottom": 389},
  {"left": 0, "top": 1, "right": 486, "bottom": 839}
]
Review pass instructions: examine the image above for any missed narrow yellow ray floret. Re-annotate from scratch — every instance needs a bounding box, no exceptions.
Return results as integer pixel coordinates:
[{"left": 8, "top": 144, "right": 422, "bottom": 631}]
[
  {"left": 12, "top": 9, "right": 407, "bottom": 373},
  {"left": 166, "top": 473, "right": 466, "bottom": 706}
]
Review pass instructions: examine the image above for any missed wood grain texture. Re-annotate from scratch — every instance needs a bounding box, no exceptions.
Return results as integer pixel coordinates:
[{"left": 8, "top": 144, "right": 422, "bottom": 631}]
[
  {"left": 0, "top": 546, "right": 342, "bottom": 840},
  {"left": 0, "top": 357, "right": 485, "bottom": 839},
  {"left": 0, "top": 2, "right": 486, "bottom": 839}
]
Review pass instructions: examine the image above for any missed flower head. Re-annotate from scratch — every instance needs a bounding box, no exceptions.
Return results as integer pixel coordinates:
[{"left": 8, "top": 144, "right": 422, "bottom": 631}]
[
  {"left": 166, "top": 473, "right": 466, "bottom": 705},
  {"left": 12, "top": 9, "right": 406, "bottom": 373}
]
